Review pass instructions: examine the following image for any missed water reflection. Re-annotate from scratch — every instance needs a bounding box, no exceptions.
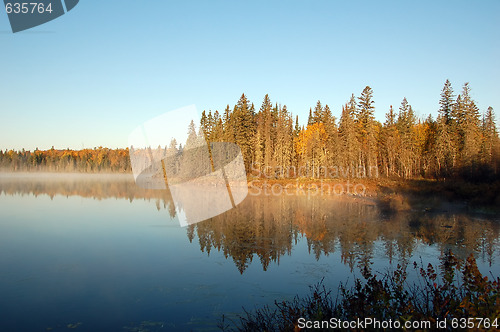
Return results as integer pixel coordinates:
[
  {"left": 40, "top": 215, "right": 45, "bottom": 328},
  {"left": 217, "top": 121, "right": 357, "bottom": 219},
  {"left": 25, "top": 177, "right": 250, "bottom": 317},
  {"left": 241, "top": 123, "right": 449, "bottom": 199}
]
[
  {"left": 1, "top": 173, "right": 499, "bottom": 275},
  {"left": 0, "top": 173, "right": 177, "bottom": 217},
  {"left": 188, "top": 195, "right": 500, "bottom": 274}
]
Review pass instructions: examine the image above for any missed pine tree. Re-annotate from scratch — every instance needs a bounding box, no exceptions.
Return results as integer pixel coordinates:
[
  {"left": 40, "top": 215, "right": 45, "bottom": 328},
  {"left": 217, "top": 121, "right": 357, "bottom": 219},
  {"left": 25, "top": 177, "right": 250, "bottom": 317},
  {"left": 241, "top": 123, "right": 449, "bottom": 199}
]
[
  {"left": 207, "top": 111, "right": 215, "bottom": 138},
  {"left": 356, "top": 86, "right": 377, "bottom": 170},
  {"left": 322, "top": 104, "right": 338, "bottom": 167},
  {"left": 307, "top": 108, "right": 313, "bottom": 126},
  {"left": 439, "top": 79, "right": 455, "bottom": 125},
  {"left": 274, "top": 105, "right": 294, "bottom": 175},
  {"left": 338, "top": 95, "right": 359, "bottom": 172},
  {"left": 396, "top": 98, "right": 417, "bottom": 178},
  {"left": 435, "top": 115, "right": 456, "bottom": 177},
  {"left": 222, "top": 105, "right": 234, "bottom": 143},
  {"left": 260, "top": 94, "right": 274, "bottom": 168},
  {"left": 312, "top": 100, "right": 323, "bottom": 125},
  {"left": 421, "top": 115, "right": 438, "bottom": 177},
  {"left": 483, "top": 107, "right": 498, "bottom": 137},
  {"left": 293, "top": 115, "right": 301, "bottom": 170},
  {"left": 185, "top": 120, "right": 199, "bottom": 149},
  {"left": 435, "top": 80, "right": 458, "bottom": 175},
  {"left": 481, "top": 106, "right": 499, "bottom": 174},
  {"left": 211, "top": 111, "right": 223, "bottom": 141},
  {"left": 200, "top": 110, "right": 208, "bottom": 138},
  {"left": 233, "top": 94, "right": 256, "bottom": 170},
  {"left": 459, "top": 83, "right": 481, "bottom": 170},
  {"left": 380, "top": 105, "right": 398, "bottom": 176},
  {"left": 294, "top": 115, "right": 301, "bottom": 138},
  {"left": 254, "top": 110, "right": 264, "bottom": 170},
  {"left": 482, "top": 106, "right": 497, "bottom": 163}
]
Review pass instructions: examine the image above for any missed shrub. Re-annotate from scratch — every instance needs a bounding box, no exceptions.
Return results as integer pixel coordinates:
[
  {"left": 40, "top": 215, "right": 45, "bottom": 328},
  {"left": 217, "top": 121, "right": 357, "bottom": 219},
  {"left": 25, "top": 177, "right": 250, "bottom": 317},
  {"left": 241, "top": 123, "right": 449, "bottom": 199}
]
[{"left": 221, "top": 251, "right": 499, "bottom": 331}]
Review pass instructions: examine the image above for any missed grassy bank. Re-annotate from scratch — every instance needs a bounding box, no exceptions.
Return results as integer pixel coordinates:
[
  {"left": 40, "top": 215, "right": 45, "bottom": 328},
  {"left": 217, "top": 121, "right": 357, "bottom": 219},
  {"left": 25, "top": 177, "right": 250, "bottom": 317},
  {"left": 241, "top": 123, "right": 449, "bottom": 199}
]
[{"left": 248, "top": 177, "right": 500, "bottom": 212}]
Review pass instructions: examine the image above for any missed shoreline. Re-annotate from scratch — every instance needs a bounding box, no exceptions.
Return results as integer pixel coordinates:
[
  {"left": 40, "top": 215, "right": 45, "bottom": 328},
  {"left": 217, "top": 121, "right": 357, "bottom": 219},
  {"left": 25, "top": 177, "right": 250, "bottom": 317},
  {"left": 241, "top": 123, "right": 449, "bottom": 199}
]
[{"left": 0, "top": 171, "right": 133, "bottom": 180}]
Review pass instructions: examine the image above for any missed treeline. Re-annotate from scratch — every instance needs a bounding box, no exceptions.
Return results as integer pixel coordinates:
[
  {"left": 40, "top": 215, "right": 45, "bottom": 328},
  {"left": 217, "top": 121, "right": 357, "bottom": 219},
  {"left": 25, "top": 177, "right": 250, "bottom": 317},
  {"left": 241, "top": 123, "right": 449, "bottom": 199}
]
[
  {"left": 0, "top": 147, "right": 131, "bottom": 172},
  {"left": 1, "top": 80, "right": 499, "bottom": 180},
  {"left": 200, "top": 80, "right": 499, "bottom": 180}
]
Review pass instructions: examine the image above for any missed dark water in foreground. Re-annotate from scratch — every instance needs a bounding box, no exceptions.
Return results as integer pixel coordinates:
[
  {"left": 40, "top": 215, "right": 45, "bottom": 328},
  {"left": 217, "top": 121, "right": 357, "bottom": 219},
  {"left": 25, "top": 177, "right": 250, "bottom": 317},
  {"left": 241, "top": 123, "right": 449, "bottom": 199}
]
[{"left": 0, "top": 174, "right": 499, "bottom": 331}]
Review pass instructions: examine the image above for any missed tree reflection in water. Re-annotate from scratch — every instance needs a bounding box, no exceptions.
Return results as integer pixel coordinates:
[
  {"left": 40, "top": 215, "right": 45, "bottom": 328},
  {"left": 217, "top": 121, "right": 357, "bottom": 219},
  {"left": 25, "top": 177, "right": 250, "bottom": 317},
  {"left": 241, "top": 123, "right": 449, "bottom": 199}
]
[
  {"left": 187, "top": 194, "right": 500, "bottom": 274},
  {"left": 1, "top": 174, "right": 498, "bottom": 275}
]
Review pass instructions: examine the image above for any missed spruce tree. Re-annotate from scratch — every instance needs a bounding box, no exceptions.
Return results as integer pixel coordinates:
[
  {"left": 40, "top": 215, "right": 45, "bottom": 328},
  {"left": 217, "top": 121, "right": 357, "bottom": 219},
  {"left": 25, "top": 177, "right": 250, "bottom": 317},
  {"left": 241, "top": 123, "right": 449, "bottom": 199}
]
[
  {"left": 307, "top": 108, "right": 313, "bottom": 126},
  {"left": 312, "top": 100, "right": 323, "bottom": 125},
  {"left": 459, "top": 83, "right": 481, "bottom": 170},
  {"left": 233, "top": 94, "right": 256, "bottom": 170},
  {"left": 439, "top": 79, "right": 455, "bottom": 125},
  {"left": 396, "top": 98, "right": 417, "bottom": 178},
  {"left": 357, "top": 86, "right": 377, "bottom": 170},
  {"left": 380, "top": 105, "right": 398, "bottom": 176},
  {"left": 260, "top": 94, "right": 274, "bottom": 168},
  {"left": 338, "top": 95, "right": 359, "bottom": 172},
  {"left": 275, "top": 105, "right": 293, "bottom": 175},
  {"left": 322, "top": 104, "right": 338, "bottom": 167},
  {"left": 222, "top": 105, "right": 234, "bottom": 143},
  {"left": 481, "top": 106, "right": 499, "bottom": 174}
]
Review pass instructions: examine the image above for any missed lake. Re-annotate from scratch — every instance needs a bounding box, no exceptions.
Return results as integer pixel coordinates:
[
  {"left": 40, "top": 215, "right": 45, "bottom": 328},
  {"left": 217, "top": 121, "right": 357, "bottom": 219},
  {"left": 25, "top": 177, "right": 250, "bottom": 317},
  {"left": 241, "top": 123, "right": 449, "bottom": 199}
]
[{"left": 0, "top": 173, "right": 499, "bottom": 331}]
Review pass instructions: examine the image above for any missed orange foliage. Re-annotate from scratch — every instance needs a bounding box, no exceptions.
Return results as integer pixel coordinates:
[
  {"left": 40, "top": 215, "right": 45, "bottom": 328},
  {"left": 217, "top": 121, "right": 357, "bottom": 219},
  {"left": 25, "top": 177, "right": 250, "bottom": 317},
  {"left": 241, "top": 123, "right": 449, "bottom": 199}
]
[{"left": 294, "top": 123, "right": 328, "bottom": 157}]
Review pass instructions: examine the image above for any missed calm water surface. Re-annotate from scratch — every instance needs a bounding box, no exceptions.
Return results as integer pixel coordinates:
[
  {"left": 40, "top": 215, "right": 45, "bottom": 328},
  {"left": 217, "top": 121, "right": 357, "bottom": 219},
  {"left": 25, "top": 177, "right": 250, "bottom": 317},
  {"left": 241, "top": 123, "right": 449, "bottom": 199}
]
[{"left": 0, "top": 174, "right": 499, "bottom": 331}]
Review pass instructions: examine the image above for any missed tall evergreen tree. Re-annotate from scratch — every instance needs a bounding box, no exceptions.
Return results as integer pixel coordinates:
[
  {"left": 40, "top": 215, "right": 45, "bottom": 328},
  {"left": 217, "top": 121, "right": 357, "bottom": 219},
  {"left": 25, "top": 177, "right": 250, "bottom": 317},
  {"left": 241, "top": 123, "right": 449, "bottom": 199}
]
[
  {"left": 222, "top": 105, "right": 234, "bottom": 143},
  {"left": 435, "top": 80, "right": 458, "bottom": 175},
  {"left": 338, "top": 95, "right": 359, "bottom": 172},
  {"left": 356, "top": 86, "right": 377, "bottom": 169},
  {"left": 233, "top": 94, "right": 256, "bottom": 170},
  {"left": 396, "top": 98, "right": 417, "bottom": 178},
  {"left": 254, "top": 110, "right": 264, "bottom": 170},
  {"left": 307, "top": 108, "right": 313, "bottom": 126},
  {"left": 260, "top": 94, "right": 274, "bottom": 168},
  {"left": 380, "top": 105, "right": 398, "bottom": 176},
  {"left": 274, "top": 105, "right": 294, "bottom": 175},
  {"left": 294, "top": 115, "right": 301, "bottom": 138},
  {"left": 459, "top": 83, "right": 481, "bottom": 170},
  {"left": 312, "top": 100, "right": 323, "bottom": 125},
  {"left": 439, "top": 79, "right": 455, "bottom": 125},
  {"left": 421, "top": 115, "right": 438, "bottom": 177},
  {"left": 481, "top": 106, "right": 499, "bottom": 174},
  {"left": 322, "top": 104, "right": 338, "bottom": 167},
  {"left": 435, "top": 115, "right": 457, "bottom": 176}
]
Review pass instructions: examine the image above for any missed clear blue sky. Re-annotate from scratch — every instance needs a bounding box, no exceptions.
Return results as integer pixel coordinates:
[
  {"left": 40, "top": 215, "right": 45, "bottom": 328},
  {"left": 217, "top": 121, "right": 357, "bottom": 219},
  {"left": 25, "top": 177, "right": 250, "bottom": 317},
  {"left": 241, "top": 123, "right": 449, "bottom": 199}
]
[{"left": 1, "top": 0, "right": 499, "bottom": 150}]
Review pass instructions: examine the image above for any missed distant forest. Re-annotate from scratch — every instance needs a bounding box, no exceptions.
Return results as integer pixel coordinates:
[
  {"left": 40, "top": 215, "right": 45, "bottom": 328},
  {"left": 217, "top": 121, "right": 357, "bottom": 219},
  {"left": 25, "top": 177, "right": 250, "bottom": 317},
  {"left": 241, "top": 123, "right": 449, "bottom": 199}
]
[{"left": 1, "top": 80, "right": 499, "bottom": 180}]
